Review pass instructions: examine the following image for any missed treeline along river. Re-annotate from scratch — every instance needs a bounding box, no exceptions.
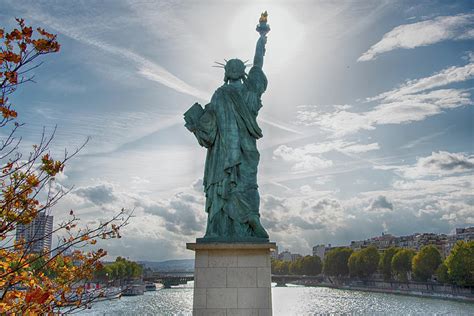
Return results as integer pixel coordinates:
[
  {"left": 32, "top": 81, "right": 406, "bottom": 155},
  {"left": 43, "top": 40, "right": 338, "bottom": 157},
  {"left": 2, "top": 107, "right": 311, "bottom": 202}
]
[{"left": 77, "top": 283, "right": 474, "bottom": 315}]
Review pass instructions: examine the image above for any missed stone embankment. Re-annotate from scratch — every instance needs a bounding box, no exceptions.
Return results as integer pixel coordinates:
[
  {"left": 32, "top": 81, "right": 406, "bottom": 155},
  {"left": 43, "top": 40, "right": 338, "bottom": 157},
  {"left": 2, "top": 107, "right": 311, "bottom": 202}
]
[{"left": 304, "top": 279, "right": 474, "bottom": 303}]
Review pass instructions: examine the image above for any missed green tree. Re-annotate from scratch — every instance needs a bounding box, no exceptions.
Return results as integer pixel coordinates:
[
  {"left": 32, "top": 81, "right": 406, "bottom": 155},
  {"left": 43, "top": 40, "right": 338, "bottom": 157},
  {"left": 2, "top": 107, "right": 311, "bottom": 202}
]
[
  {"left": 300, "top": 256, "right": 322, "bottom": 276},
  {"left": 348, "top": 247, "right": 380, "bottom": 278},
  {"left": 412, "top": 245, "right": 442, "bottom": 281},
  {"left": 289, "top": 259, "right": 302, "bottom": 275},
  {"left": 279, "top": 261, "right": 290, "bottom": 275},
  {"left": 271, "top": 259, "right": 290, "bottom": 275},
  {"left": 348, "top": 251, "right": 363, "bottom": 277},
  {"left": 323, "top": 247, "right": 353, "bottom": 277},
  {"left": 361, "top": 246, "right": 380, "bottom": 277},
  {"left": 270, "top": 258, "right": 278, "bottom": 274},
  {"left": 379, "top": 247, "right": 399, "bottom": 280},
  {"left": 96, "top": 257, "right": 143, "bottom": 282},
  {"left": 391, "top": 249, "right": 416, "bottom": 282},
  {"left": 445, "top": 241, "right": 474, "bottom": 286},
  {"left": 435, "top": 262, "right": 450, "bottom": 284}
]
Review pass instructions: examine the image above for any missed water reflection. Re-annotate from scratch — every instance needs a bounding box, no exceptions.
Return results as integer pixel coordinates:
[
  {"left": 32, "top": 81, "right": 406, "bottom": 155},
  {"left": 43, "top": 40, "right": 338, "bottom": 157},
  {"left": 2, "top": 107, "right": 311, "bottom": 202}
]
[{"left": 77, "top": 283, "right": 474, "bottom": 315}]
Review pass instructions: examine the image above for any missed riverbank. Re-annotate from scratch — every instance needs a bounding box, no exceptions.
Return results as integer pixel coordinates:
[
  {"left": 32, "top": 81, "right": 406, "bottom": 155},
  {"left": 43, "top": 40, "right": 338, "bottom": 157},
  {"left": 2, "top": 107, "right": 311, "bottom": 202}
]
[{"left": 314, "top": 283, "right": 474, "bottom": 303}]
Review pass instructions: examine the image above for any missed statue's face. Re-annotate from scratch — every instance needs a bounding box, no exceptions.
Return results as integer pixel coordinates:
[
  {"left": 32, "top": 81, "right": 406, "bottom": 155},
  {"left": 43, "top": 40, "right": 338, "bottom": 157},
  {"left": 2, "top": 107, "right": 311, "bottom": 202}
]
[{"left": 224, "top": 59, "right": 246, "bottom": 81}]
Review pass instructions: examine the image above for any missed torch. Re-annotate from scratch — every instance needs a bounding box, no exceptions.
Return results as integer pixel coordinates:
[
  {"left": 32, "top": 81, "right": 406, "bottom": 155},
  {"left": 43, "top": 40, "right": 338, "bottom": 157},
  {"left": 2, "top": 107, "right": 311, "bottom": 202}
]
[{"left": 256, "top": 11, "right": 270, "bottom": 36}]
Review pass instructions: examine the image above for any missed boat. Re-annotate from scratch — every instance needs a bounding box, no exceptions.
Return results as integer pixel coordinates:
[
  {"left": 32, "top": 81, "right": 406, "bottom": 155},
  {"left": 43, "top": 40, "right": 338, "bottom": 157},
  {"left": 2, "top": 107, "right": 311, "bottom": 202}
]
[
  {"left": 122, "top": 284, "right": 145, "bottom": 296},
  {"left": 145, "top": 283, "right": 157, "bottom": 291}
]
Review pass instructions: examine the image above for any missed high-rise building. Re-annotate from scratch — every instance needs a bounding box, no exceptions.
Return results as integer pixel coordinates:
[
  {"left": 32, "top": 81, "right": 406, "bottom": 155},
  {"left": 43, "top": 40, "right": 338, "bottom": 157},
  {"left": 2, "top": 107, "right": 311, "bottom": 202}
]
[{"left": 16, "top": 213, "right": 53, "bottom": 256}]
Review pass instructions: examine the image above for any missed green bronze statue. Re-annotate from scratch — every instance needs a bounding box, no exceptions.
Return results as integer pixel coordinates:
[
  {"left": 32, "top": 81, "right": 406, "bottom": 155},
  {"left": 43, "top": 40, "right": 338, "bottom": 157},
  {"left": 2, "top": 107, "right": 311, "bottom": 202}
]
[{"left": 184, "top": 12, "right": 271, "bottom": 242}]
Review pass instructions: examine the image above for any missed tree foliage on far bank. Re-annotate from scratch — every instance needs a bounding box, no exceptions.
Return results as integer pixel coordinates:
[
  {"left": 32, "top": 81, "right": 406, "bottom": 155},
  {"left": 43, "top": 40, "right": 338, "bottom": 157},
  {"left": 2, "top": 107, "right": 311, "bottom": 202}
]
[
  {"left": 272, "top": 255, "right": 322, "bottom": 276},
  {"left": 445, "top": 241, "right": 474, "bottom": 286},
  {"left": 435, "top": 262, "right": 449, "bottom": 284},
  {"left": 323, "top": 247, "right": 353, "bottom": 277},
  {"left": 412, "top": 245, "right": 442, "bottom": 282},
  {"left": 391, "top": 249, "right": 416, "bottom": 282},
  {"left": 348, "top": 246, "right": 380, "bottom": 278},
  {"left": 293, "top": 255, "right": 322, "bottom": 276},
  {"left": 270, "top": 241, "right": 474, "bottom": 287},
  {"left": 95, "top": 257, "right": 143, "bottom": 282},
  {"left": 271, "top": 259, "right": 289, "bottom": 275},
  {"left": 379, "top": 247, "right": 399, "bottom": 280}
]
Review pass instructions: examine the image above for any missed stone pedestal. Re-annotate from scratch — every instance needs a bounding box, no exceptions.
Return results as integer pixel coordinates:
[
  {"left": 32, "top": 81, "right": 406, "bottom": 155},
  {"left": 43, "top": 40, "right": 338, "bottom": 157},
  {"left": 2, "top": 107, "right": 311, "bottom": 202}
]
[{"left": 187, "top": 242, "right": 276, "bottom": 316}]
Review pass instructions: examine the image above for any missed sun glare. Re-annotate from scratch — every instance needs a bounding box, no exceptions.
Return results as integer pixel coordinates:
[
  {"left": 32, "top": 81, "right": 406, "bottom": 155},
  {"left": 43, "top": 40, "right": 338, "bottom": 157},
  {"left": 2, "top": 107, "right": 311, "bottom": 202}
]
[{"left": 229, "top": 2, "right": 305, "bottom": 72}]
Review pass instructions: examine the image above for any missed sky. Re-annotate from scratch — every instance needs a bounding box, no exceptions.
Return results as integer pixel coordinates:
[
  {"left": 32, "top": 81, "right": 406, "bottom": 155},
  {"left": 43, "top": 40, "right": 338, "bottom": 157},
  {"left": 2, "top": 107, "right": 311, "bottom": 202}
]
[{"left": 1, "top": 0, "right": 473, "bottom": 261}]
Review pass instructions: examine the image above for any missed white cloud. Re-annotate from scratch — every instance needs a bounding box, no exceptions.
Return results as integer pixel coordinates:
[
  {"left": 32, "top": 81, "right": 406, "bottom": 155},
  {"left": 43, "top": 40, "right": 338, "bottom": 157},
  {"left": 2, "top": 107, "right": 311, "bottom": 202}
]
[
  {"left": 273, "top": 145, "right": 333, "bottom": 172},
  {"left": 400, "top": 128, "right": 450, "bottom": 149},
  {"left": 73, "top": 182, "right": 119, "bottom": 205},
  {"left": 314, "top": 175, "right": 333, "bottom": 185},
  {"left": 296, "top": 107, "right": 374, "bottom": 135},
  {"left": 14, "top": 1, "right": 211, "bottom": 100},
  {"left": 369, "top": 63, "right": 474, "bottom": 101},
  {"left": 273, "top": 140, "right": 379, "bottom": 172},
  {"left": 359, "top": 173, "right": 473, "bottom": 227},
  {"left": 339, "top": 142, "right": 380, "bottom": 153},
  {"left": 395, "top": 151, "right": 474, "bottom": 179},
  {"left": 55, "top": 179, "right": 208, "bottom": 260},
  {"left": 260, "top": 170, "right": 473, "bottom": 254},
  {"left": 297, "top": 60, "right": 473, "bottom": 136},
  {"left": 272, "top": 139, "right": 380, "bottom": 173},
  {"left": 359, "top": 13, "right": 474, "bottom": 61},
  {"left": 369, "top": 89, "right": 471, "bottom": 124},
  {"left": 365, "top": 195, "right": 394, "bottom": 213},
  {"left": 56, "top": 167, "right": 473, "bottom": 259},
  {"left": 299, "top": 185, "right": 313, "bottom": 194}
]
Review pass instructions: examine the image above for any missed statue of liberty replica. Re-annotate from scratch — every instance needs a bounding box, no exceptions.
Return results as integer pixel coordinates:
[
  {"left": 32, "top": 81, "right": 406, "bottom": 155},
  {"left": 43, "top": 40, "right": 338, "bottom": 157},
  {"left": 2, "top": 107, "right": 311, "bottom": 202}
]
[{"left": 185, "top": 12, "right": 271, "bottom": 242}]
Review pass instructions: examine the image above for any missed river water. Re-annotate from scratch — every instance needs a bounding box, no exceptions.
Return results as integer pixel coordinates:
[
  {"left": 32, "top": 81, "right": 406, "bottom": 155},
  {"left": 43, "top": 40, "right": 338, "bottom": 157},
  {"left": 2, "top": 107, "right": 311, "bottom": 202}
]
[{"left": 77, "top": 283, "right": 474, "bottom": 315}]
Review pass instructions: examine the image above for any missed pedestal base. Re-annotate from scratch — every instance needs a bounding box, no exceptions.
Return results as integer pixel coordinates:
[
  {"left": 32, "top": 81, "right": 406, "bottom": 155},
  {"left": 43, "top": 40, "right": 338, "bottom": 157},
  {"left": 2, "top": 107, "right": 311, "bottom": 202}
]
[{"left": 187, "top": 242, "right": 276, "bottom": 316}]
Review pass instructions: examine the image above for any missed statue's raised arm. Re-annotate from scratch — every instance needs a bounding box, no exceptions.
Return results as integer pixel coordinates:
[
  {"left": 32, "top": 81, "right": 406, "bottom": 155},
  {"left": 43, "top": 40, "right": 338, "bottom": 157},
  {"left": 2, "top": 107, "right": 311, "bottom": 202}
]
[{"left": 254, "top": 11, "right": 270, "bottom": 69}]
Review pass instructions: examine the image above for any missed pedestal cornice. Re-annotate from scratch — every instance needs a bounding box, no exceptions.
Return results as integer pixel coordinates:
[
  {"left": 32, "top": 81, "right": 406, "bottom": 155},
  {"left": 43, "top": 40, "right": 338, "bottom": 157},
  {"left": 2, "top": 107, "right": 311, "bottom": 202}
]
[{"left": 186, "top": 242, "right": 277, "bottom": 251}]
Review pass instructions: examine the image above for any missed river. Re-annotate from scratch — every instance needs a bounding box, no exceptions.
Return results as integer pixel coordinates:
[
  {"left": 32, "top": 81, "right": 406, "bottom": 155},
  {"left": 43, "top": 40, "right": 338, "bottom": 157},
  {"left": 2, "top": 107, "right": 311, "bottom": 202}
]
[{"left": 77, "top": 283, "right": 474, "bottom": 315}]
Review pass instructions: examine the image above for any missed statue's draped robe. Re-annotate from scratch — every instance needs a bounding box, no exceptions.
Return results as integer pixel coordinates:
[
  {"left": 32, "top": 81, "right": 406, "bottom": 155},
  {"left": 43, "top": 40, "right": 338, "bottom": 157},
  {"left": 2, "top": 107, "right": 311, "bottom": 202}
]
[{"left": 191, "top": 66, "right": 267, "bottom": 238}]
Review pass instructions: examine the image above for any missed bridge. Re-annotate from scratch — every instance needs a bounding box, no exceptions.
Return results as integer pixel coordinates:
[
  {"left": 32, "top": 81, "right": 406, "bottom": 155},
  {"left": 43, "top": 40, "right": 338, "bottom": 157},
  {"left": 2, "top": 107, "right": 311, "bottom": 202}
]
[
  {"left": 144, "top": 272, "right": 322, "bottom": 288},
  {"left": 143, "top": 272, "right": 194, "bottom": 288}
]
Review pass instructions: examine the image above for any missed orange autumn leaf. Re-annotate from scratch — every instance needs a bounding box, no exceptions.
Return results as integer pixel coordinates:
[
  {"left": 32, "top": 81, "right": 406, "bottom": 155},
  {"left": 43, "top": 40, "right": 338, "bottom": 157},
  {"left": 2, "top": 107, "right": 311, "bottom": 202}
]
[
  {"left": 4, "top": 51, "right": 21, "bottom": 63},
  {"left": 4, "top": 71, "right": 18, "bottom": 84},
  {"left": 21, "top": 26, "right": 32, "bottom": 38},
  {"left": 6, "top": 29, "right": 22, "bottom": 41},
  {"left": 36, "top": 27, "right": 55, "bottom": 39}
]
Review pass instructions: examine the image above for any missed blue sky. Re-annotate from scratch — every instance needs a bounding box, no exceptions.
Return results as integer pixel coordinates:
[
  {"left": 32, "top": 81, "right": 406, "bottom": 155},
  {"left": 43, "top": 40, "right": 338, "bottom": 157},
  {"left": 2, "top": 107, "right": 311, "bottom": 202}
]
[{"left": 1, "top": 0, "right": 473, "bottom": 260}]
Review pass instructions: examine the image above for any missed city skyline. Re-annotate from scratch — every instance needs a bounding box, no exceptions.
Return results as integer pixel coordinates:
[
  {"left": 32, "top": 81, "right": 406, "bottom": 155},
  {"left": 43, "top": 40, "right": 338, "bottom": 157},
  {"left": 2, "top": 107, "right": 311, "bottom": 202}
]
[
  {"left": 271, "top": 225, "right": 474, "bottom": 259},
  {"left": 1, "top": 0, "right": 473, "bottom": 260}
]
